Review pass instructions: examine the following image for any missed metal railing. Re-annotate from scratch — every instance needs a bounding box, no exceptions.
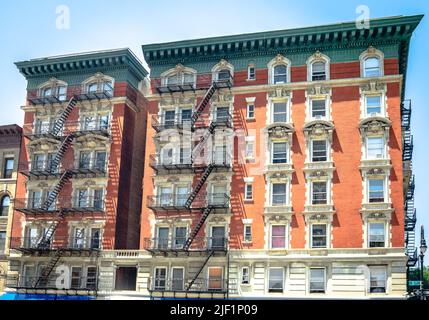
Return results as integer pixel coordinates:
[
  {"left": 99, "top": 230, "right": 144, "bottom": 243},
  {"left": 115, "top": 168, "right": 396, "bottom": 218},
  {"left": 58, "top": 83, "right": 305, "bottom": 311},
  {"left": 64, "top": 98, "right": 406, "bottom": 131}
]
[
  {"left": 147, "top": 193, "right": 230, "bottom": 210},
  {"left": 14, "top": 196, "right": 106, "bottom": 214},
  {"left": 19, "top": 160, "right": 107, "bottom": 176},
  {"left": 151, "top": 115, "right": 193, "bottom": 132},
  {"left": 149, "top": 277, "right": 228, "bottom": 293},
  {"left": 149, "top": 154, "right": 192, "bottom": 169},
  {"left": 144, "top": 236, "right": 228, "bottom": 252},
  {"left": 23, "top": 120, "right": 111, "bottom": 138},
  {"left": 5, "top": 274, "right": 98, "bottom": 291},
  {"left": 9, "top": 236, "right": 102, "bottom": 251}
]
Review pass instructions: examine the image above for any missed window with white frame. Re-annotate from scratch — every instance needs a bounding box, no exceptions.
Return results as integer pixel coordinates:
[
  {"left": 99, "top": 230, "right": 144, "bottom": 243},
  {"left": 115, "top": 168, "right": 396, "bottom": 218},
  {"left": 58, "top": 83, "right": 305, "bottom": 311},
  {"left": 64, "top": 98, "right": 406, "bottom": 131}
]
[
  {"left": 245, "top": 140, "right": 254, "bottom": 159},
  {"left": 268, "top": 268, "right": 284, "bottom": 293},
  {"left": 87, "top": 79, "right": 113, "bottom": 96},
  {"left": 272, "top": 142, "right": 288, "bottom": 164},
  {"left": 244, "top": 225, "right": 252, "bottom": 242},
  {"left": 311, "top": 61, "right": 327, "bottom": 81},
  {"left": 171, "top": 267, "right": 185, "bottom": 291},
  {"left": 247, "top": 103, "right": 255, "bottom": 119},
  {"left": 270, "top": 225, "right": 287, "bottom": 249},
  {"left": 312, "top": 181, "right": 327, "bottom": 205},
  {"left": 311, "top": 140, "right": 327, "bottom": 162},
  {"left": 248, "top": 64, "right": 256, "bottom": 80},
  {"left": 364, "top": 57, "right": 381, "bottom": 78},
  {"left": 156, "top": 227, "right": 170, "bottom": 249},
  {"left": 309, "top": 268, "right": 326, "bottom": 293},
  {"left": 272, "top": 183, "right": 287, "bottom": 206},
  {"left": 272, "top": 101, "right": 288, "bottom": 123},
  {"left": 242, "top": 267, "right": 250, "bottom": 284},
  {"left": 173, "top": 226, "right": 187, "bottom": 248},
  {"left": 311, "top": 99, "right": 327, "bottom": 118},
  {"left": 369, "top": 266, "right": 387, "bottom": 293},
  {"left": 368, "top": 179, "right": 385, "bottom": 203},
  {"left": 154, "top": 267, "right": 167, "bottom": 290},
  {"left": 41, "top": 84, "right": 67, "bottom": 101},
  {"left": 368, "top": 222, "right": 386, "bottom": 248},
  {"left": 366, "top": 137, "right": 385, "bottom": 159},
  {"left": 365, "top": 95, "right": 382, "bottom": 116},
  {"left": 244, "top": 183, "right": 253, "bottom": 201},
  {"left": 273, "top": 65, "right": 288, "bottom": 84},
  {"left": 311, "top": 224, "right": 327, "bottom": 248}
]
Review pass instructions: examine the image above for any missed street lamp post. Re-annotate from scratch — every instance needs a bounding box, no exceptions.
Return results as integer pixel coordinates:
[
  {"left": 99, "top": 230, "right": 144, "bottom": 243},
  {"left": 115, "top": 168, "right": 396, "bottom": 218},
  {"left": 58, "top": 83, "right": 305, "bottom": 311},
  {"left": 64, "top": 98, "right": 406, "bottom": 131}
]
[{"left": 419, "top": 225, "right": 427, "bottom": 300}]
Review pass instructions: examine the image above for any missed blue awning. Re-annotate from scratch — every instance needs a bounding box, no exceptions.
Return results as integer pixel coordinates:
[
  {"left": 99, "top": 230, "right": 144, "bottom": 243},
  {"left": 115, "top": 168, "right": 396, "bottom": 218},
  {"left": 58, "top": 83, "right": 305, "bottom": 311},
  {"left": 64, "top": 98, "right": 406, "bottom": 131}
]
[{"left": 0, "top": 293, "right": 94, "bottom": 300}]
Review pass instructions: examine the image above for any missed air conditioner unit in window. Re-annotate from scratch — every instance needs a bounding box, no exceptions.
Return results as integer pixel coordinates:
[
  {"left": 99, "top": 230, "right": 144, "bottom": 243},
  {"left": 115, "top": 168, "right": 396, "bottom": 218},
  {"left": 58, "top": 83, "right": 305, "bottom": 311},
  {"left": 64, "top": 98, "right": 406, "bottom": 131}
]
[{"left": 376, "top": 154, "right": 383, "bottom": 159}]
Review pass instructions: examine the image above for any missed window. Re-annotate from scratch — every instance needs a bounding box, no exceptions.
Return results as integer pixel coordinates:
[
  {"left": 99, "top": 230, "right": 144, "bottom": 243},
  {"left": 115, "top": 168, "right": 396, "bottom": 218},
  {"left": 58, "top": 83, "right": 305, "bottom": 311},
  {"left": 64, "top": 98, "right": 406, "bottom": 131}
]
[
  {"left": 271, "top": 225, "right": 286, "bottom": 249},
  {"left": 273, "top": 102, "right": 287, "bottom": 123},
  {"left": 0, "top": 231, "right": 6, "bottom": 252},
  {"left": 272, "top": 142, "right": 288, "bottom": 164},
  {"left": 172, "top": 268, "right": 184, "bottom": 291},
  {"left": 245, "top": 183, "right": 253, "bottom": 201},
  {"left": 311, "top": 224, "right": 327, "bottom": 248},
  {"left": 208, "top": 267, "right": 223, "bottom": 291},
  {"left": 242, "top": 267, "right": 250, "bottom": 284},
  {"left": 216, "top": 107, "right": 229, "bottom": 122},
  {"left": 93, "top": 190, "right": 104, "bottom": 209},
  {"left": 311, "top": 99, "right": 326, "bottom": 118},
  {"left": 71, "top": 267, "right": 83, "bottom": 289},
  {"left": 369, "top": 223, "right": 385, "bottom": 248},
  {"left": 173, "top": 226, "right": 187, "bottom": 248},
  {"left": 87, "top": 80, "right": 113, "bottom": 96},
  {"left": 41, "top": 85, "right": 67, "bottom": 101},
  {"left": 154, "top": 267, "right": 167, "bottom": 290},
  {"left": 78, "top": 189, "right": 89, "bottom": 207},
  {"left": 245, "top": 65, "right": 255, "bottom": 81},
  {"left": 247, "top": 104, "right": 255, "bottom": 119},
  {"left": 1, "top": 195, "right": 10, "bottom": 216},
  {"left": 24, "top": 265, "right": 36, "bottom": 287},
  {"left": 166, "top": 72, "right": 195, "bottom": 86},
  {"left": 95, "top": 151, "right": 107, "bottom": 171},
  {"left": 57, "top": 86, "right": 67, "bottom": 101},
  {"left": 181, "top": 109, "right": 192, "bottom": 124},
  {"left": 244, "top": 225, "right": 252, "bottom": 242},
  {"left": 217, "top": 69, "right": 231, "bottom": 81},
  {"left": 268, "top": 268, "right": 284, "bottom": 293},
  {"left": 157, "top": 227, "right": 169, "bottom": 249},
  {"left": 364, "top": 57, "right": 380, "bottom": 77},
  {"left": 309, "top": 268, "right": 326, "bottom": 293},
  {"left": 176, "top": 186, "right": 189, "bottom": 206},
  {"left": 159, "top": 187, "right": 172, "bottom": 206},
  {"left": 164, "top": 110, "right": 176, "bottom": 126},
  {"left": 180, "top": 147, "right": 191, "bottom": 165},
  {"left": 210, "top": 226, "right": 225, "bottom": 249},
  {"left": 311, "top": 61, "right": 326, "bottom": 81},
  {"left": 245, "top": 141, "right": 254, "bottom": 159},
  {"left": 90, "top": 228, "right": 101, "bottom": 249},
  {"left": 79, "top": 152, "right": 91, "bottom": 169},
  {"left": 312, "top": 181, "right": 327, "bottom": 205},
  {"left": 312, "top": 140, "right": 327, "bottom": 162},
  {"left": 369, "top": 266, "right": 387, "bottom": 293},
  {"left": 3, "top": 157, "right": 14, "bottom": 178},
  {"left": 367, "top": 137, "right": 385, "bottom": 159},
  {"left": 272, "top": 183, "right": 287, "bottom": 206},
  {"left": 73, "top": 228, "right": 85, "bottom": 249},
  {"left": 273, "top": 65, "right": 287, "bottom": 84},
  {"left": 366, "top": 95, "right": 382, "bottom": 115},
  {"left": 368, "top": 179, "right": 384, "bottom": 203},
  {"left": 86, "top": 267, "right": 97, "bottom": 290}
]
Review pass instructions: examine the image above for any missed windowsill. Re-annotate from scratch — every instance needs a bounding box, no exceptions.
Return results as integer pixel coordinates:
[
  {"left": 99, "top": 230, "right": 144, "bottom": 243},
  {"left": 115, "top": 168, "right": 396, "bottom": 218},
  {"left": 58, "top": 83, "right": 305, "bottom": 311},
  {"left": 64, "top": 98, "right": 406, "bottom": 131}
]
[
  {"left": 242, "top": 240, "right": 253, "bottom": 245},
  {"left": 246, "top": 78, "right": 256, "bottom": 82},
  {"left": 241, "top": 283, "right": 251, "bottom": 287},
  {"left": 0, "top": 178, "right": 15, "bottom": 182},
  {"left": 246, "top": 158, "right": 255, "bottom": 163},
  {"left": 246, "top": 118, "right": 256, "bottom": 122},
  {"left": 244, "top": 199, "right": 254, "bottom": 204}
]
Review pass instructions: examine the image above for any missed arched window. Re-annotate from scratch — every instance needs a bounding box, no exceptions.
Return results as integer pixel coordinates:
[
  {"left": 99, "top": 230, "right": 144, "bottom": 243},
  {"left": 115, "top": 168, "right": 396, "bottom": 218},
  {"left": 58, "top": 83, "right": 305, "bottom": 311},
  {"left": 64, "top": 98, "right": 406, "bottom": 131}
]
[
  {"left": 364, "top": 57, "right": 380, "bottom": 77},
  {"left": 211, "top": 60, "right": 234, "bottom": 85},
  {"left": 311, "top": 61, "right": 326, "bottom": 81},
  {"left": 39, "top": 80, "right": 67, "bottom": 101},
  {"left": 360, "top": 47, "right": 384, "bottom": 78},
  {"left": 161, "top": 65, "right": 197, "bottom": 87},
  {"left": 268, "top": 55, "right": 291, "bottom": 85},
  {"left": 83, "top": 73, "right": 114, "bottom": 97},
  {"left": 1, "top": 195, "right": 10, "bottom": 216},
  {"left": 306, "top": 52, "right": 330, "bottom": 81},
  {"left": 273, "top": 65, "right": 287, "bottom": 84}
]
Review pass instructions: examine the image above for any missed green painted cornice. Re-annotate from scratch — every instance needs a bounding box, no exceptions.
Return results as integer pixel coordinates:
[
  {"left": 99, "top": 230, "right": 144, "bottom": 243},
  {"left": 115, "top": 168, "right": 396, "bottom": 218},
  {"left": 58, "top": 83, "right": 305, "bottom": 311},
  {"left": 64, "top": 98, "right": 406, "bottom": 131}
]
[
  {"left": 15, "top": 48, "right": 148, "bottom": 81},
  {"left": 142, "top": 15, "right": 423, "bottom": 67}
]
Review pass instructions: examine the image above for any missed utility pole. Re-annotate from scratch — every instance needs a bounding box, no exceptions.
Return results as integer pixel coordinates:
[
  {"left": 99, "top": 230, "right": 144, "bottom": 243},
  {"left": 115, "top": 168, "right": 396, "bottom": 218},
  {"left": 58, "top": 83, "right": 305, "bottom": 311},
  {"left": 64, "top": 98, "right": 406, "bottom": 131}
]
[{"left": 419, "top": 225, "right": 427, "bottom": 300}]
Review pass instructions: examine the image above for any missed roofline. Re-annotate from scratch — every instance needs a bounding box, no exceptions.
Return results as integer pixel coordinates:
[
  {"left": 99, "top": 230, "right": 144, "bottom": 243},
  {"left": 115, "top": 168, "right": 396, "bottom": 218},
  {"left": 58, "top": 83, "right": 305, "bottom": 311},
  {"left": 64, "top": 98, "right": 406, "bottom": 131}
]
[
  {"left": 142, "top": 14, "right": 423, "bottom": 51},
  {"left": 15, "top": 48, "right": 148, "bottom": 80}
]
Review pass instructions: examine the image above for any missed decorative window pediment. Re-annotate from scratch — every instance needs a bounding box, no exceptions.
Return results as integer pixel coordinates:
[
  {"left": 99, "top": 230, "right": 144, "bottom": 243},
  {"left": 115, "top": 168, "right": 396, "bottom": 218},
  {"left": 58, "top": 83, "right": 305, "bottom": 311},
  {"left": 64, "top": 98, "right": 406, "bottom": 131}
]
[
  {"left": 360, "top": 46, "right": 384, "bottom": 78},
  {"left": 266, "top": 123, "right": 294, "bottom": 140},
  {"left": 212, "top": 59, "right": 234, "bottom": 82},
  {"left": 161, "top": 64, "right": 197, "bottom": 87},
  {"left": 303, "top": 120, "right": 334, "bottom": 143},
  {"left": 82, "top": 72, "right": 114, "bottom": 95},
  {"left": 359, "top": 117, "right": 391, "bottom": 142}
]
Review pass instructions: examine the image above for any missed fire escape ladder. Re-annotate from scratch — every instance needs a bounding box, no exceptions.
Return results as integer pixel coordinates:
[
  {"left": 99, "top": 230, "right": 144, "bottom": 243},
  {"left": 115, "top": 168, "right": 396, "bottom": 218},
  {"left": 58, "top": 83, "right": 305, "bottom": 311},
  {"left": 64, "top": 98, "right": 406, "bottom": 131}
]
[
  {"left": 184, "top": 164, "right": 215, "bottom": 208},
  {"left": 402, "top": 129, "right": 413, "bottom": 162},
  {"left": 192, "top": 121, "right": 217, "bottom": 163},
  {"left": 49, "top": 133, "right": 75, "bottom": 172},
  {"left": 401, "top": 99, "right": 412, "bottom": 131},
  {"left": 42, "top": 171, "right": 72, "bottom": 210},
  {"left": 33, "top": 249, "right": 64, "bottom": 288},
  {"left": 191, "top": 84, "right": 217, "bottom": 126},
  {"left": 186, "top": 250, "right": 215, "bottom": 291},
  {"left": 183, "top": 206, "right": 214, "bottom": 251},
  {"left": 52, "top": 96, "right": 78, "bottom": 136}
]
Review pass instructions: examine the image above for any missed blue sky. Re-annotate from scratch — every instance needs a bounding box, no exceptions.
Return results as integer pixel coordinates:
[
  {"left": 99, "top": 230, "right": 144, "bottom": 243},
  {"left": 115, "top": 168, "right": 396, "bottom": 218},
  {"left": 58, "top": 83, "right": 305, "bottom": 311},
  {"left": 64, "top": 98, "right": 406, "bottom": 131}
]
[{"left": 0, "top": 0, "right": 428, "bottom": 252}]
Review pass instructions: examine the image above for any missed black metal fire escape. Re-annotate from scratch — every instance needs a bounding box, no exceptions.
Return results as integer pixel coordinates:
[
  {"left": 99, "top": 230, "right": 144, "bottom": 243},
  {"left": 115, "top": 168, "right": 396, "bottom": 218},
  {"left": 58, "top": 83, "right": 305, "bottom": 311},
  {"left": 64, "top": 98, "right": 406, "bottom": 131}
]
[{"left": 401, "top": 99, "right": 418, "bottom": 279}]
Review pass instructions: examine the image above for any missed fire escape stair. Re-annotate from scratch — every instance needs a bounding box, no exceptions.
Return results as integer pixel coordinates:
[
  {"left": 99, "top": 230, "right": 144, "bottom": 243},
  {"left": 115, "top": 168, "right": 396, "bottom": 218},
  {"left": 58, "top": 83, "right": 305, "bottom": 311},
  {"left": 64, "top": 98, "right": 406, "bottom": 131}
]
[
  {"left": 33, "top": 249, "right": 64, "bottom": 288},
  {"left": 42, "top": 171, "right": 72, "bottom": 210},
  {"left": 192, "top": 122, "right": 217, "bottom": 161},
  {"left": 191, "top": 84, "right": 217, "bottom": 126},
  {"left": 186, "top": 250, "right": 215, "bottom": 291},
  {"left": 183, "top": 206, "right": 214, "bottom": 251},
  {"left": 184, "top": 164, "right": 215, "bottom": 208},
  {"left": 51, "top": 96, "right": 78, "bottom": 136}
]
